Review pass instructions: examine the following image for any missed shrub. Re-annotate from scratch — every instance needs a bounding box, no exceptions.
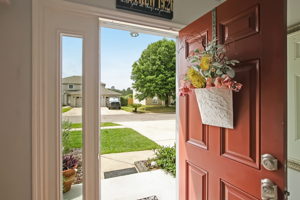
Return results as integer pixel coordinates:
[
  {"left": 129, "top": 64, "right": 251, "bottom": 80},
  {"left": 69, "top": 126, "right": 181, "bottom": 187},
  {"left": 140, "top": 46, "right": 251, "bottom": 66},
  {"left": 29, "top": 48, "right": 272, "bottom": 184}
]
[
  {"left": 120, "top": 96, "right": 128, "bottom": 106},
  {"left": 62, "top": 155, "right": 78, "bottom": 170},
  {"left": 154, "top": 144, "right": 176, "bottom": 176},
  {"left": 129, "top": 103, "right": 142, "bottom": 112},
  {"left": 62, "top": 120, "right": 72, "bottom": 154}
]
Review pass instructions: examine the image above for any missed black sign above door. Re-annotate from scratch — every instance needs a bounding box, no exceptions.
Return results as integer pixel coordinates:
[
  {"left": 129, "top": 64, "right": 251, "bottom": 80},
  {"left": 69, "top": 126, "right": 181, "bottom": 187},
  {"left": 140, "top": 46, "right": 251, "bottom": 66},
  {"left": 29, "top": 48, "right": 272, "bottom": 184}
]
[{"left": 116, "top": 0, "right": 173, "bottom": 20}]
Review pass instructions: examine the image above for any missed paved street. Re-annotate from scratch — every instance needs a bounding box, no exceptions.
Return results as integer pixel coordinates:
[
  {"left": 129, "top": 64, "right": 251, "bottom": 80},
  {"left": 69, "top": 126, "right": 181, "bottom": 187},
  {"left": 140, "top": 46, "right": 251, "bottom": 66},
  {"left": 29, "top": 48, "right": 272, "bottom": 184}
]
[{"left": 63, "top": 107, "right": 176, "bottom": 123}]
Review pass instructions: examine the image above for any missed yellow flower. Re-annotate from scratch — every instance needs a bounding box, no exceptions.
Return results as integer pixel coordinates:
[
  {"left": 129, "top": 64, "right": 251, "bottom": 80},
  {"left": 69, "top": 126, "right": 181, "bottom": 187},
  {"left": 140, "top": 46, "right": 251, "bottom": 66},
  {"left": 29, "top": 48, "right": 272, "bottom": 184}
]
[
  {"left": 187, "top": 68, "right": 206, "bottom": 88},
  {"left": 200, "top": 55, "right": 212, "bottom": 71}
]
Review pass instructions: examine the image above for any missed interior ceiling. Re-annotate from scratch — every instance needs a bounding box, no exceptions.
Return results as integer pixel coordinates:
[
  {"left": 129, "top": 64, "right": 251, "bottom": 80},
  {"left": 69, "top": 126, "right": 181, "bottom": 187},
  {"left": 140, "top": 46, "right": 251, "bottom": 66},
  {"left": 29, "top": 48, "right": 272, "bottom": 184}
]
[
  {"left": 288, "top": 0, "right": 300, "bottom": 27},
  {"left": 67, "top": 0, "right": 225, "bottom": 26}
]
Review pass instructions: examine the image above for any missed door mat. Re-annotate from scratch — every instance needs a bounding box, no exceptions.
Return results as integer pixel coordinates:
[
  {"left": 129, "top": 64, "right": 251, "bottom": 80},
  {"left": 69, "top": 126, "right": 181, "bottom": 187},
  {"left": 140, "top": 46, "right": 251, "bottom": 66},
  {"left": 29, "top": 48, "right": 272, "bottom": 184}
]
[
  {"left": 137, "top": 195, "right": 159, "bottom": 200},
  {"left": 104, "top": 167, "right": 138, "bottom": 179}
]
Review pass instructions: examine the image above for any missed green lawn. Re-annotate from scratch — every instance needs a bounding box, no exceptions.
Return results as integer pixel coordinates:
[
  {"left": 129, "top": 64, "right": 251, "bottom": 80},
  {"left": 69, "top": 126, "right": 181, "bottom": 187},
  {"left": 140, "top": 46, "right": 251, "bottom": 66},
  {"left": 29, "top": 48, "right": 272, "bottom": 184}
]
[
  {"left": 122, "top": 105, "right": 175, "bottom": 113},
  {"left": 70, "top": 122, "right": 121, "bottom": 129},
  {"left": 66, "top": 128, "right": 159, "bottom": 154},
  {"left": 62, "top": 106, "right": 72, "bottom": 113}
]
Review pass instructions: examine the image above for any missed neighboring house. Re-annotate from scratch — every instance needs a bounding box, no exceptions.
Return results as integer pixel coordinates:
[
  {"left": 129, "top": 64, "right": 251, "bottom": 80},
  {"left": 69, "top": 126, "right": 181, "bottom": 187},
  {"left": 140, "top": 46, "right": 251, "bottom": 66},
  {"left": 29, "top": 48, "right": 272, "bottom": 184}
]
[
  {"left": 100, "top": 83, "right": 122, "bottom": 107},
  {"left": 132, "top": 89, "right": 173, "bottom": 106},
  {"left": 62, "top": 76, "right": 121, "bottom": 107},
  {"left": 62, "top": 76, "right": 82, "bottom": 107}
]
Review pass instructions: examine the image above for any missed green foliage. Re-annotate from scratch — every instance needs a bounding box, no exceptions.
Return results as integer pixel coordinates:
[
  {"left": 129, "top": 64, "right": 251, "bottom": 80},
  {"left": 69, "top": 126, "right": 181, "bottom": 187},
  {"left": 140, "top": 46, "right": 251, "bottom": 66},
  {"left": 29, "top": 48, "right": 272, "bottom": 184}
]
[
  {"left": 127, "top": 94, "right": 133, "bottom": 98},
  {"left": 120, "top": 96, "right": 128, "bottom": 106},
  {"left": 131, "top": 39, "right": 176, "bottom": 106},
  {"left": 70, "top": 122, "right": 121, "bottom": 128},
  {"left": 122, "top": 105, "right": 175, "bottom": 113},
  {"left": 101, "top": 128, "right": 159, "bottom": 154},
  {"left": 154, "top": 144, "right": 176, "bottom": 176},
  {"left": 129, "top": 103, "right": 142, "bottom": 112},
  {"left": 66, "top": 128, "right": 159, "bottom": 154},
  {"left": 189, "top": 39, "right": 239, "bottom": 79},
  {"left": 62, "top": 106, "right": 72, "bottom": 113},
  {"left": 110, "top": 87, "right": 133, "bottom": 96},
  {"left": 62, "top": 120, "right": 72, "bottom": 154},
  {"left": 101, "top": 122, "right": 121, "bottom": 127}
]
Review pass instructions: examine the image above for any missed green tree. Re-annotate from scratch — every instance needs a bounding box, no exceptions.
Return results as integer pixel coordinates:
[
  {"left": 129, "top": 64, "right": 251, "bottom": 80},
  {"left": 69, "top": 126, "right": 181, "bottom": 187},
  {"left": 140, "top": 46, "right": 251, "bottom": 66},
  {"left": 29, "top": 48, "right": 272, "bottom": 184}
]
[{"left": 131, "top": 39, "right": 176, "bottom": 107}]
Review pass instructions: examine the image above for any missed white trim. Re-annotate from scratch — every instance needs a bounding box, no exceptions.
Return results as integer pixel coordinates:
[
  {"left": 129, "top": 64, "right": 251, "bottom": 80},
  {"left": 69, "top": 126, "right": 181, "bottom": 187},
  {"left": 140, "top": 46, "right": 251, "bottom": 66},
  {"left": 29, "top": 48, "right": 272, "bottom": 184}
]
[
  {"left": 288, "top": 29, "right": 300, "bottom": 37},
  {"left": 99, "top": 17, "right": 178, "bottom": 37},
  {"left": 32, "top": 1, "right": 182, "bottom": 200},
  {"left": 32, "top": 0, "right": 45, "bottom": 199},
  {"left": 32, "top": 2, "right": 100, "bottom": 199},
  {"left": 175, "top": 37, "right": 180, "bottom": 200}
]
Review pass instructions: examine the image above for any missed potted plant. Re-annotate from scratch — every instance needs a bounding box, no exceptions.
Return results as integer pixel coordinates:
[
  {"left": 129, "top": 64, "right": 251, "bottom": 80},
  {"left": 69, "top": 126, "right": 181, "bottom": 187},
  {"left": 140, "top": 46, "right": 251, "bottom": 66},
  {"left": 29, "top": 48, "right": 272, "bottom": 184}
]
[
  {"left": 62, "top": 155, "right": 78, "bottom": 193},
  {"left": 180, "top": 39, "right": 242, "bottom": 129}
]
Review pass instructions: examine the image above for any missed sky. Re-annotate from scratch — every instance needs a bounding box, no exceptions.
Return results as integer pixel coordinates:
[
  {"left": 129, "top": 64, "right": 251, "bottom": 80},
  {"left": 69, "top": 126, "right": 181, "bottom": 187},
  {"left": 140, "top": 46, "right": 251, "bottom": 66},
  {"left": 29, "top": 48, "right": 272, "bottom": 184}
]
[
  {"left": 62, "top": 36, "right": 83, "bottom": 77},
  {"left": 62, "top": 28, "right": 173, "bottom": 90}
]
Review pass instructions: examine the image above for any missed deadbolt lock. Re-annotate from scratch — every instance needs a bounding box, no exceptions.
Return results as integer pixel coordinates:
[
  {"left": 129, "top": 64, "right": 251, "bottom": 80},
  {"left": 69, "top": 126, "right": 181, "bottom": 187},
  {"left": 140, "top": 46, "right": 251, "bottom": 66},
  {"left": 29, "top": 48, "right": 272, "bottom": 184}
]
[
  {"left": 261, "top": 179, "right": 278, "bottom": 200},
  {"left": 261, "top": 154, "right": 278, "bottom": 171}
]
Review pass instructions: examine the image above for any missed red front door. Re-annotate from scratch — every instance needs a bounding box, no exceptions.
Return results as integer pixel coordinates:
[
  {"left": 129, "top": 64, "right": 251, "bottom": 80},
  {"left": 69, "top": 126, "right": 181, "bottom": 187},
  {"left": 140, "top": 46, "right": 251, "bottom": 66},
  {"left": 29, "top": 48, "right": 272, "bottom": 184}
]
[{"left": 178, "top": 0, "right": 287, "bottom": 199}]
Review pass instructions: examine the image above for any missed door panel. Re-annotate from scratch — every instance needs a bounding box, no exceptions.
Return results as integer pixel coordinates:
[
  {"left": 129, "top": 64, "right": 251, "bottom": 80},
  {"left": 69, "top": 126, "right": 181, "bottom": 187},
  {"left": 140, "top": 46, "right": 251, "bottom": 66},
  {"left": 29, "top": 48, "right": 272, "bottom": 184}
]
[
  {"left": 187, "top": 91, "right": 209, "bottom": 149},
  {"left": 187, "top": 162, "right": 208, "bottom": 200},
  {"left": 221, "top": 60, "right": 260, "bottom": 169},
  {"left": 179, "top": 0, "right": 286, "bottom": 199},
  {"left": 221, "top": 180, "right": 259, "bottom": 200}
]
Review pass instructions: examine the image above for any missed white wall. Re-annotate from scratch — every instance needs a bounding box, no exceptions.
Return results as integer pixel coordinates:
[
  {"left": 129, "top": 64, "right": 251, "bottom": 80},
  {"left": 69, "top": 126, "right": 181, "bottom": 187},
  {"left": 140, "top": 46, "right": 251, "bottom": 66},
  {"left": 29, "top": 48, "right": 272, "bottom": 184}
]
[
  {"left": 0, "top": 1, "right": 32, "bottom": 200},
  {"left": 66, "top": 0, "right": 223, "bottom": 25},
  {"left": 288, "top": 1, "right": 300, "bottom": 199},
  {"left": 288, "top": 0, "right": 300, "bottom": 26},
  {"left": 288, "top": 168, "right": 300, "bottom": 200}
]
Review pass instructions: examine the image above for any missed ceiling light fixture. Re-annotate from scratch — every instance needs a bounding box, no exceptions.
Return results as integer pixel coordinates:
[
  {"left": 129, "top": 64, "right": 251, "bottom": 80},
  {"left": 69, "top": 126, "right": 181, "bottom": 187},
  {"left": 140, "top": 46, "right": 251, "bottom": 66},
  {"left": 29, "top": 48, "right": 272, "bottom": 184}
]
[{"left": 130, "top": 32, "right": 139, "bottom": 37}]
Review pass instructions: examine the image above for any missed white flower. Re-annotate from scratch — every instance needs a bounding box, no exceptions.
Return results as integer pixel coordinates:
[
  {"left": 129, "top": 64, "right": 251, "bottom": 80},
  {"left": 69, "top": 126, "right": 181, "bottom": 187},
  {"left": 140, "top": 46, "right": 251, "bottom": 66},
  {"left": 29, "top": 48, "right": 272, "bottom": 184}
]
[{"left": 151, "top": 161, "right": 157, "bottom": 167}]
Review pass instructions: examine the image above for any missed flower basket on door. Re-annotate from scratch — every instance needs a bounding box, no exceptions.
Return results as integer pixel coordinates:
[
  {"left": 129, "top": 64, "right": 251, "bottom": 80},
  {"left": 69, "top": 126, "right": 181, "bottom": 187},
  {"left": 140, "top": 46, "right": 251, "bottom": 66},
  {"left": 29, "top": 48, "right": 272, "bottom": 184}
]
[
  {"left": 194, "top": 87, "right": 233, "bottom": 129},
  {"left": 180, "top": 39, "right": 242, "bottom": 129}
]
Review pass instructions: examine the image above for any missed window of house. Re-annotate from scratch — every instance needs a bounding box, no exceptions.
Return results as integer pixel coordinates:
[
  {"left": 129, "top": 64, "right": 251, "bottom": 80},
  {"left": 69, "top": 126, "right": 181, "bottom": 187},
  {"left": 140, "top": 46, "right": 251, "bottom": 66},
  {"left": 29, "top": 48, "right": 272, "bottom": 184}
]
[{"left": 68, "top": 84, "right": 74, "bottom": 89}]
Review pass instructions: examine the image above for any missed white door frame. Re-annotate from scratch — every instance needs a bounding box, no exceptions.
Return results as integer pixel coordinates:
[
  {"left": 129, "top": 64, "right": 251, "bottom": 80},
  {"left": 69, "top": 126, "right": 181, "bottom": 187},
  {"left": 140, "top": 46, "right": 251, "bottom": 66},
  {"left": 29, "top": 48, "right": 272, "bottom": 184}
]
[
  {"left": 32, "top": 0, "right": 184, "bottom": 200},
  {"left": 288, "top": 30, "right": 300, "bottom": 169}
]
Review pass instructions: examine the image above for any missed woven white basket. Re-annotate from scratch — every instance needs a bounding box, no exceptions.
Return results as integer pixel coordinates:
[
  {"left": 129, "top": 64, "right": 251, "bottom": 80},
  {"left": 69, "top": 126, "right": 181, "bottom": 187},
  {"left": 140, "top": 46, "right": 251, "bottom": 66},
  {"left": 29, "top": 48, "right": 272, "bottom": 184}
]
[{"left": 194, "top": 87, "right": 233, "bottom": 129}]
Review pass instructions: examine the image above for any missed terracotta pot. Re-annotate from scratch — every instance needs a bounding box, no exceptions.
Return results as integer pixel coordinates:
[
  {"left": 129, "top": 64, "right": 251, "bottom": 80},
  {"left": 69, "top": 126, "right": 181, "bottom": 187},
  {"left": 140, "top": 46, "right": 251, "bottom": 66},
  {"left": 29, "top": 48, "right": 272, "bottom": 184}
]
[{"left": 63, "top": 168, "right": 77, "bottom": 193}]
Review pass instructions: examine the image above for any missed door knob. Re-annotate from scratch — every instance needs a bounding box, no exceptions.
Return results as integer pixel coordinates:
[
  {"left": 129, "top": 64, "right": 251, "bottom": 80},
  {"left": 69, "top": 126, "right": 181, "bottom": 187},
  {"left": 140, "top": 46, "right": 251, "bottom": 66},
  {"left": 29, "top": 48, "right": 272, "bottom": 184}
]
[
  {"left": 261, "top": 179, "right": 278, "bottom": 200},
  {"left": 261, "top": 154, "right": 278, "bottom": 171}
]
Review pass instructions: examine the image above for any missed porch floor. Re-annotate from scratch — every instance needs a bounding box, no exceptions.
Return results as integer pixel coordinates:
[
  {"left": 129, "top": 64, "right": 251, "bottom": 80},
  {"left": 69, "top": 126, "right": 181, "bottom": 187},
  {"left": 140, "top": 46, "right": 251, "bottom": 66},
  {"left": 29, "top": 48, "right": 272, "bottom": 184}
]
[{"left": 63, "top": 170, "right": 176, "bottom": 200}]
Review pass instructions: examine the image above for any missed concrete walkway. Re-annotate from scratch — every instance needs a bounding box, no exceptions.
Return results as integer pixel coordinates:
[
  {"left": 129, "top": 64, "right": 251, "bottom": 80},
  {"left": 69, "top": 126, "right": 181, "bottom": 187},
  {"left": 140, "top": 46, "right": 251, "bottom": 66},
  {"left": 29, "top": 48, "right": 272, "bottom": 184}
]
[
  {"left": 63, "top": 170, "right": 176, "bottom": 200},
  {"left": 117, "top": 120, "right": 176, "bottom": 147},
  {"left": 100, "top": 150, "right": 155, "bottom": 179}
]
